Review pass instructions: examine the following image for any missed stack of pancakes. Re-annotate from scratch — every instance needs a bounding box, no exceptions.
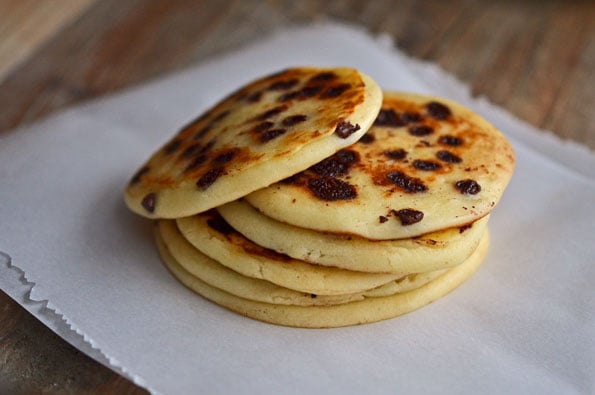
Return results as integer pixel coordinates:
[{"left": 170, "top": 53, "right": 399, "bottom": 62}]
[{"left": 125, "top": 67, "right": 514, "bottom": 328}]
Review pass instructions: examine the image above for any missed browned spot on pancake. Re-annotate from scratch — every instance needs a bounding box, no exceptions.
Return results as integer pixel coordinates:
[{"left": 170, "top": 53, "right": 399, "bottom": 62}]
[
  {"left": 455, "top": 179, "right": 481, "bottom": 195},
  {"left": 261, "top": 128, "right": 287, "bottom": 143},
  {"left": 359, "top": 133, "right": 375, "bottom": 144},
  {"left": 268, "top": 79, "right": 299, "bottom": 91},
  {"left": 427, "top": 101, "right": 452, "bottom": 120},
  {"left": 197, "top": 168, "right": 223, "bottom": 190},
  {"left": 206, "top": 212, "right": 236, "bottom": 235},
  {"left": 384, "top": 149, "right": 407, "bottom": 160},
  {"left": 436, "top": 150, "right": 462, "bottom": 163},
  {"left": 130, "top": 166, "right": 150, "bottom": 185},
  {"left": 386, "top": 171, "right": 427, "bottom": 193},
  {"left": 459, "top": 223, "right": 473, "bottom": 233},
  {"left": 310, "top": 149, "right": 359, "bottom": 177},
  {"left": 300, "top": 85, "right": 323, "bottom": 98},
  {"left": 334, "top": 121, "right": 360, "bottom": 138},
  {"left": 379, "top": 215, "right": 388, "bottom": 223},
  {"left": 282, "top": 114, "right": 307, "bottom": 126},
  {"left": 141, "top": 193, "right": 156, "bottom": 213},
  {"left": 393, "top": 208, "right": 424, "bottom": 225},
  {"left": 374, "top": 109, "right": 405, "bottom": 127},
  {"left": 182, "top": 143, "right": 203, "bottom": 158},
  {"left": 241, "top": 242, "right": 293, "bottom": 262},
  {"left": 309, "top": 72, "right": 337, "bottom": 82},
  {"left": 213, "top": 149, "right": 237, "bottom": 164},
  {"left": 413, "top": 159, "right": 441, "bottom": 171},
  {"left": 307, "top": 177, "right": 357, "bottom": 201},
  {"left": 212, "top": 110, "right": 230, "bottom": 122},
  {"left": 322, "top": 83, "right": 351, "bottom": 98},
  {"left": 409, "top": 125, "right": 434, "bottom": 136},
  {"left": 438, "top": 135, "right": 463, "bottom": 146},
  {"left": 193, "top": 125, "right": 211, "bottom": 140},
  {"left": 278, "top": 91, "right": 301, "bottom": 102},
  {"left": 257, "top": 105, "right": 288, "bottom": 120}
]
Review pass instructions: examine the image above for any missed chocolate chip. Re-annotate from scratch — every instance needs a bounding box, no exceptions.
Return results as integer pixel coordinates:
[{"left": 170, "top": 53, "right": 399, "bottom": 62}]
[
  {"left": 130, "top": 166, "right": 150, "bottom": 185},
  {"left": 257, "top": 105, "right": 287, "bottom": 120},
  {"left": 386, "top": 171, "right": 427, "bottom": 193},
  {"left": 278, "top": 91, "right": 300, "bottom": 102},
  {"left": 334, "top": 121, "right": 360, "bottom": 138},
  {"left": 427, "top": 101, "right": 452, "bottom": 120},
  {"left": 213, "top": 150, "right": 236, "bottom": 164},
  {"left": 374, "top": 109, "right": 406, "bottom": 127},
  {"left": 436, "top": 150, "right": 462, "bottom": 163},
  {"left": 260, "top": 128, "right": 287, "bottom": 142},
  {"left": 379, "top": 216, "right": 388, "bottom": 223},
  {"left": 400, "top": 112, "right": 422, "bottom": 123},
  {"left": 413, "top": 160, "right": 441, "bottom": 171},
  {"left": 253, "top": 121, "right": 274, "bottom": 133},
  {"left": 300, "top": 85, "right": 323, "bottom": 97},
  {"left": 310, "top": 150, "right": 358, "bottom": 177},
  {"left": 282, "top": 114, "right": 307, "bottom": 126},
  {"left": 207, "top": 213, "right": 236, "bottom": 235},
  {"left": 384, "top": 149, "right": 407, "bottom": 160},
  {"left": 393, "top": 208, "right": 424, "bottom": 225},
  {"left": 359, "top": 133, "right": 375, "bottom": 144},
  {"left": 455, "top": 179, "right": 481, "bottom": 195},
  {"left": 438, "top": 135, "right": 463, "bottom": 146},
  {"left": 197, "top": 168, "right": 223, "bottom": 189},
  {"left": 268, "top": 79, "right": 299, "bottom": 90},
  {"left": 409, "top": 125, "right": 434, "bottom": 136},
  {"left": 309, "top": 72, "right": 337, "bottom": 82},
  {"left": 164, "top": 139, "right": 182, "bottom": 155},
  {"left": 307, "top": 176, "right": 357, "bottom": 201},
  {"left": 141, "top": 193, "right": 156, "bottom": 213},
  {"left": 246, "top": 91, "right": 262, "bottom": 102},
  {"left": 322, "top": 84, "right": 350, "bottom": 98},
  {"left": 335, "top": 149, "right": 358, "bottom": 165},
  {"left": 459, "top": 223, "right": 473, "bottom": 234},
  {"left": 184, "top": 154, "right": 207, "bottom": 172}
]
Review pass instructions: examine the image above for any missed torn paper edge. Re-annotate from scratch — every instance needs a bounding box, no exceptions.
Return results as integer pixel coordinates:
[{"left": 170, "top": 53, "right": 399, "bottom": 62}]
[{"left": 0, "top": 251, "right": 154, "bottom": 394}]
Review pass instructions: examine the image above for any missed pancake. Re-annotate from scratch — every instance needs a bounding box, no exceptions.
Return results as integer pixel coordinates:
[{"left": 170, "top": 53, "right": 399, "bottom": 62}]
[
  {"left": 158, "top": 227, "right": 490, "bottom": 328},
  {"left": 173, "top": 212, "right": 404, "bottom": 295},
  {"left": 217, "top": 199, "right": 488, "bottom": 274},
  {"left": 156, "top": 221, "right": 460, "bottom": 307},
  {"left": 125, "top": 67, "right": 382, "bottom": 218},
  {"left": 245, "top": 91, "right": 514, "bottom": 239}
]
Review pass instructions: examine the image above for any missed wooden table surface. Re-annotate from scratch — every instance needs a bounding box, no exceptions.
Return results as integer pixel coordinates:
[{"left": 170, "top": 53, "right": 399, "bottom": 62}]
[{"left": 0, "top": 0, "right": 593, "bottom": 393}]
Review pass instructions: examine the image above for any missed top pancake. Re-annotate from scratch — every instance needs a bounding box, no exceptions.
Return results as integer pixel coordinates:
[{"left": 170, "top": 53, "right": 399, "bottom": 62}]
[
  {"left": 246, "top": 91, "right": 515, "bottom": 239},
  {"left": 125, "top": 67, "right": 382, "bottom": 218}
]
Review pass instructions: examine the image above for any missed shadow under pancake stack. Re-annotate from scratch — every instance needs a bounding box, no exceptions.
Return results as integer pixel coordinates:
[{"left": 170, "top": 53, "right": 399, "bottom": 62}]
[{"left": 124, "top": 67, "right": 515, "bottom": 328}]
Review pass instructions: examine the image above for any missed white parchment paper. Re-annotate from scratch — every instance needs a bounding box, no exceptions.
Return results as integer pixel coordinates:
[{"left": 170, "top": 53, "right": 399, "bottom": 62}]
[{"left": 1, "top": 24, "right": 594, "bottom": 394}]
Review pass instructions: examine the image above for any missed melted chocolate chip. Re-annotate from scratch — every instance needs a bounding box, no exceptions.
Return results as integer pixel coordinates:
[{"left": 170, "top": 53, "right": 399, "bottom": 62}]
[
  {"left": 257, "top": 105, "right": 287, "bottom": 120},
  {"left": 455, "top": 179, "right": 481, "bottom": 195},
  {"left": 322, "top": 83, "right": 350, "bottom": 98},
  {"left": 213, "top": 150, "right": 236, "bottom": 164},
  {"left": 307, "top": 176, "right": 357, "bottom": 201},
  {"left": 130, "top": 166, "right": 149, "bottom": 185},
  {"left": 379, "top": 216, "right": 388, "bottom": 223},
  {"left": 401, "top": 112, "right": 422, "bottom": 123},
  {"left": 246, "top": 91, "right": 262, "bottom": 103},
  {"left": 184, "top": 154, "right": 208, "bottom": 172},
  {"left": 334, "top": 121, "right": 360, "bottom": 138},
  {"left": 427, "top": 101, "right": 452, "bottom": 120},
  {"left": 359, "top": 133, "right": 375, "bottom": 144},
  {"left": 309, "top": 72, "right": 337, "bottom": 82},
  {"left": 282, "top": 114, "right": 307, "bottom": 126},
  {"left": 268, "top": 79, "right": 299, "bottom": 90},
  {"left": 300, "top": 85, "right": 323, "bottom": 98},
  {"left": 413, "top": 160, "right": 441, "bottom": 171},
  {"left": 253, "top": 121, "right": 274, "bottom": 133},
  {"left": 436, "top": 150, "right": 462, "bottom": 163},
  {"left": 310, "top": 149, "right": 358, "bottom": 177},
  {"left": 459, "top": 223, "right": 473, "bottom": 234},
  {"left": 374, "top": 109, "right": 406, "bottom": 127},
  {"left": 409, "top": 125, "right": 434, "bottom": 136},
  {"left": 164, "top": 139, "right": 182, "bottom": 155},
  {"left": 197, "top": 168, "right": 223, "bottom": 189},
  {"left": 278, "top": 91, "right": 300, "bottom": 102},
  {"left": 207, "top": 213, "right": 236, "bottom": 235},
  {"left": 393, "top": 208, "right": 424, "bottom": 225},
  {"left": 386, "top": 171, "right": 427, "bottom": 193},
  {"left": 384, "top": 149, "right": 407, "bottom": 160},
  {"left": 438, "top": 135, "right": 463, "bottom": 146},
  {"left": 141, "top": 193, "right": 156, "bottom": 213},
  {"left": 260, "top": 128, "right": 287, "bottom": 142}
]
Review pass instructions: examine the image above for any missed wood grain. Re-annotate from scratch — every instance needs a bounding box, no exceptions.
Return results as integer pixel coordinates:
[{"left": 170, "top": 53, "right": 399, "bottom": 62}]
[{"left": 0, "top": 0, "right": 593, "bottom": 393}]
